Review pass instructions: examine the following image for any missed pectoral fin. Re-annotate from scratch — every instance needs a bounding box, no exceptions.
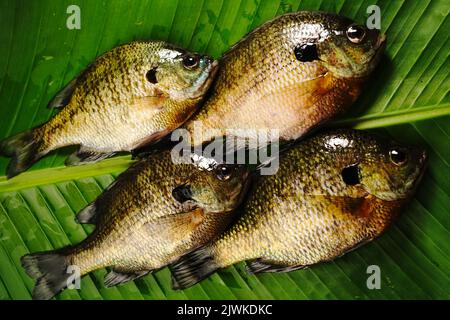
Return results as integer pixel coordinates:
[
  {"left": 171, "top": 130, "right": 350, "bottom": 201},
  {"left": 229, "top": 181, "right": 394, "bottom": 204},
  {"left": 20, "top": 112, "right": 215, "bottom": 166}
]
[
  {"left": 131, "top": 95, "right": 167, "bottom": 109},
  {"left": 150, "top": 208, "right": 205, "bottom": 237}
]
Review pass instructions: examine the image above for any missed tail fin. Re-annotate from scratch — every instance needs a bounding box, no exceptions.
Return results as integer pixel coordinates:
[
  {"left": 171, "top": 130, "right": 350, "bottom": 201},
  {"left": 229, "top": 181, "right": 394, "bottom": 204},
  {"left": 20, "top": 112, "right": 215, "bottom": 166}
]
[
  {"left": 0, "top": 130, "right": 42, "bottom": 178},
  {"left": 169, "top": 246, "right": 220, "bottom": 290},
  {"left": 21, "top": 251, "right": 72, "bottom": 300}
]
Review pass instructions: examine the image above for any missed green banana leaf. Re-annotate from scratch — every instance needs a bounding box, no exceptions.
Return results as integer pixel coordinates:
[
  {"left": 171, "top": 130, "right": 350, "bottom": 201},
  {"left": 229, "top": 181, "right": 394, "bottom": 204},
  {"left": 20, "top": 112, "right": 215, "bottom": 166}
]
[{"left": 0, "top": 0, "right": 448, "bottom": 300}]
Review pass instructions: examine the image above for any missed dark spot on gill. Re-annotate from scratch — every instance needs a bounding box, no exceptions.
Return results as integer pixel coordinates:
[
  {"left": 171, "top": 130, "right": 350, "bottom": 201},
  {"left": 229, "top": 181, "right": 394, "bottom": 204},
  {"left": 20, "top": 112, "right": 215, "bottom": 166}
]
[
  {"left": 341, "top": 165, "right": 361, "bottom": 185},
  {"left": 172, "top": 185, "right": 193, "bottom": 203},
  {"left": 294, "top": 43, "right": 319, "bottom": 62},
  {"left": 146, "top": 68, "right": 158, "bottom": 84}
]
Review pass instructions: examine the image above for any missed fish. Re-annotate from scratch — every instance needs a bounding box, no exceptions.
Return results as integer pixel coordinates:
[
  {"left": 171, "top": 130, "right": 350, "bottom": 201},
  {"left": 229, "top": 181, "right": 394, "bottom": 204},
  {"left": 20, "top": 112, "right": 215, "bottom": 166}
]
[
  {"left": 0, "top": 41, "right": 218, "bottom": 178},
  {"left": 182, "top": 11, "right": 386, "bottom": 147},
  {"left": 21, "top": 150, "right": 251, "bottom": 300},
  {"left": 170, "top": 129, "right": 427, "bottom": 289}
]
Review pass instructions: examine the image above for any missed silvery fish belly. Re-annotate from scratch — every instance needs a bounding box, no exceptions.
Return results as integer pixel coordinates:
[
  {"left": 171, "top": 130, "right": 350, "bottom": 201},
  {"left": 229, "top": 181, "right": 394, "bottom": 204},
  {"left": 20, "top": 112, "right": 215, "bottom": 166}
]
[
  {"left": 170, "top": 129, "right": 427, "bottom": 289},
  {"left": 0, "top": 41, "right": 218, "bottom": 178},
  {"left": 20, "top": 150, "right": 250, "bottom": 300},
  {"left": 183, "top": 11, "right": 386, "bottom": 146}
]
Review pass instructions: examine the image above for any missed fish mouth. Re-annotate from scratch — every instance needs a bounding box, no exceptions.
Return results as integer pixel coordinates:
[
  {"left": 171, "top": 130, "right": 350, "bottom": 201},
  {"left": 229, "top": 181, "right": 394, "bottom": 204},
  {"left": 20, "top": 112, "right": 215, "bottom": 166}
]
[
  {"left": 346, "top": 33, "right": 387, "bottom": 79},
  {"left": 319, "top": 32, "right": 387, "bottom": 79},
  {"left": 402, "top": 157, "right": 428, "bottom": 200},
  {"left": 412, "top": 149, "right": 428, "bottom": 189},
  {"left": 418, "top": 149, "right": 428, "bottom": 168},
  {"left": 377, "top": 33, "right": 387, "bottom": 47},
  {"left": 189, "top": 59, "right": 219, "bottom": 99},
  {"left": 372, "top": 149, "right": 428, "bottom": 202},
  {"left": 371, "top": 33, "right": 387, "bottom": 63}
]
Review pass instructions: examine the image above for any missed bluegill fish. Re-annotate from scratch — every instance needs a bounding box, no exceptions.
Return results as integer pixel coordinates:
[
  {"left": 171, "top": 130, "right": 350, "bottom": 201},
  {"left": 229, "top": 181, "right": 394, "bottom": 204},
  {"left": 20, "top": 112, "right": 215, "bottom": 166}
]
[
  {"left": 171, "top": 129, "right": 427, "bottom": 289},
  {"left": 0, "top": 41, "right": 218, "bottom": 178},
  {"left": 21, "top": 151, "right": 250, "bottom": 300},
  {"left": 183, "top": 11, "right": 386, "bottom": 146}
]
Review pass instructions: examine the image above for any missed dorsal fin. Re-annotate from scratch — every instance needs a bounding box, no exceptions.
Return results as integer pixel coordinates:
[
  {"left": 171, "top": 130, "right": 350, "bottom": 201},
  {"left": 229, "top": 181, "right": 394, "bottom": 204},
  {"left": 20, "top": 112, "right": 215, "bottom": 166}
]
[{"left": 47, "top": 78, "right": 78, "bottom": 109}]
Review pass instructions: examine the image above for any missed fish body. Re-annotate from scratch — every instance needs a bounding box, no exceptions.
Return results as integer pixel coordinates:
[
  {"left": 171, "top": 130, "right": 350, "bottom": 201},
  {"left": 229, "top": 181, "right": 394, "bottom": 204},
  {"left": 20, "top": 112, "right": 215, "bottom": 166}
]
[
  {"left": 0, "top": 41, "right": 218, "bottom": 178},
  {"left": 171, "top": 129, "right": 427, "bottom": 289},
  {"left": 183, "top": 11, "right": 386, "bottom": 146},
  {"left": 21, "top": 150, "right": 250, "bottom": 299}
]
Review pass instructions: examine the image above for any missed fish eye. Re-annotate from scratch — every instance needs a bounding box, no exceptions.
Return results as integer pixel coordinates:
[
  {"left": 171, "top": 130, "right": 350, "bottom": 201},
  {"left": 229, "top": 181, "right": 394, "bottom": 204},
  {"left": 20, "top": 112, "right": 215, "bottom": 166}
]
[
  {"left": 389, "top": 148, "right": 408, "bottom": 166},
  {"left": 182, "top": 54, "right": 200, "bottom": 70},
  {"left": 294, "top": 43, "right": 318, "bottom": 62},
  {"left": 341, "top": 164, "right": 360, "bottom": 185},
  {"left": 216, "top": 165, "right": 233, "bottom": 181},
  {"left": 346, "top": 24, "right": 366, "bottom": 44}
]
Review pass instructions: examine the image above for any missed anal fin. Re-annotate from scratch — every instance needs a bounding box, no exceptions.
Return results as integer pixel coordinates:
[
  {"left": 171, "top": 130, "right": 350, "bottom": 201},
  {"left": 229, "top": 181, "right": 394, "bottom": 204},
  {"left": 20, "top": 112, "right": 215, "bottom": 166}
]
[
  {"left": 65, "top": 148, "right": 116, "bottom": 166},
  {"left": 132, "top": 129, "right": 172, "bottom": 151},
  {"left": 104, "top": 269, "right": 152, "bottom": 288},
  {"left": 246, "top": 259, "right": 307, "bottom": 274}
]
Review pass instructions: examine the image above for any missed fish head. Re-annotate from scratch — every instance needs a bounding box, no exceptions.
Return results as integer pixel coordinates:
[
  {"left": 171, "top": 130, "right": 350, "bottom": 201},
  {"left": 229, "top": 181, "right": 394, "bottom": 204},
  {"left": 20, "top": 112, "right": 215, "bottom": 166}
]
[
  {"left": 173, "top": 162, "right": 251, "bottom": 213},
  {"left": 354, "top": 136, "right": 427, "bottom": 201},
  {"left": 265, "top": 12, "right": 386, "bottom": 80},
  {"left": 153, "top": 46, "right": 219, "bottom": 99},
  {"left": 315, "top": 13, "right": 386, "bottom": 78}
]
